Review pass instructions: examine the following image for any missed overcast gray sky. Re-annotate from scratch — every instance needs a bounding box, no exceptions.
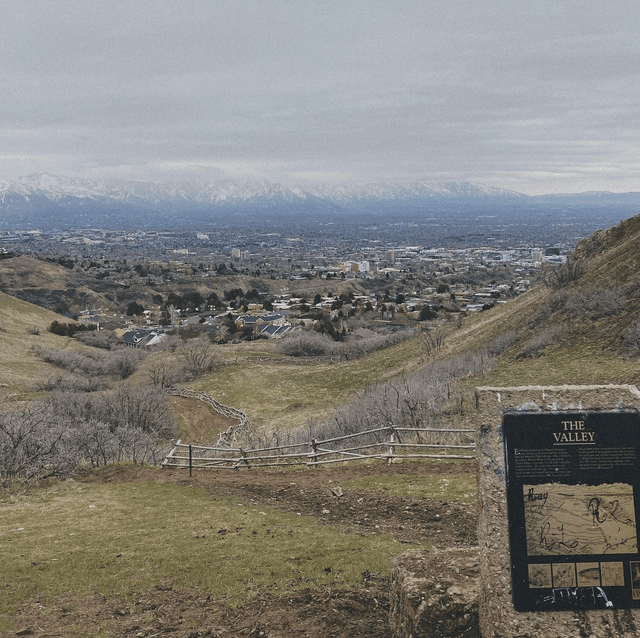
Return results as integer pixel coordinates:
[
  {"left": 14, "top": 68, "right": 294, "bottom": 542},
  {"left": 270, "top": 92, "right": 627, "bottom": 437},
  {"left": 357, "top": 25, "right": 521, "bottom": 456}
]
[{"left": 1, "top": 1, "right": 639, "bottom": 194}]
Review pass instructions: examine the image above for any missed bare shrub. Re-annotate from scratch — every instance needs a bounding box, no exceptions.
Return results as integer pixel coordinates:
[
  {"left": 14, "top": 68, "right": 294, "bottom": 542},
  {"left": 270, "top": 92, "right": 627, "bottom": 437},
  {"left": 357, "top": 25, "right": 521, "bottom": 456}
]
[
  {"left": 277, "top": 328, "right": 415, "bottom": 359},
  {"left": 484, "top": 330, "right": 519, "bottom": 356},
  {"left": 543, "top": 254, "right": 583, "bottom": 289},
  {"left": 565, "top": 287, "right": 626, "bottom": 319},
  {"left": 35, "top": 345, "right": 145, "bottom": 379},
  {"left": 147, "top": 357, "right": 181, "bottom": 388},
  {"left": 44, "top": 391, "right": 101, "bottom": 423},
  {"left": 70, "top": 419, "right": 166, "bottom": 467},
  {"left": 108, "top": 348, "right": 144, "bottom": 379},
  {"left": 44, "top": 383, "right": 175, "bottom": 438},
  {"left": 101, "top": 384, "right": 176, "bottom": 438},
  {"left": 276, "top": 331, "right": 337, "bottom": 357},
  {"left": 36, "top": 347, "right": 105, "bottom": 376},
  {"left": 28, "top": 326, "right": 40, "bottom": 335},
  {"left": 178, "top": 335, "right": 218, "bottom": 376},
  {"left": 0, "top": 383, "right": 175, "bottom": 482},
  {"left": 74, "top": 329, "right": 120, "bottom": 350},
  {"left": 342, "top": 329, "right": 415, "bottom": 359},
  {"left": 68, "top": 419, "right": 118, "bottom": 468},
  {"left": 419, "top": 327, "right": 448, "bottom": 358},
  {"left": 516, "top": 327, "right": 564, "bottom": 359},
  {"left": 34, "top": 374, "right": 107, "bottom": 393},
  {"left": 0, "top": 406, "right": 76, "bottom": 483}
]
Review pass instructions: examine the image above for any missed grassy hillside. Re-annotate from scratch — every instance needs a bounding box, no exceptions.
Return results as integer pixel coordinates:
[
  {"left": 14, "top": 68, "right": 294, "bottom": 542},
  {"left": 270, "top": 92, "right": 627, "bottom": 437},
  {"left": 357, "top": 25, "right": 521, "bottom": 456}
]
[
  {"left": 0, "top": 291, "right": 80, "bottom": 400},
  {"left": 571, "top": 213, "right": 640, "bottom": 288},
  {"left": 0, "top": 255, "right": 77, "bottom": 290},
  {"left": 451, "top": 211, "right": 640, "bottom": 389}
]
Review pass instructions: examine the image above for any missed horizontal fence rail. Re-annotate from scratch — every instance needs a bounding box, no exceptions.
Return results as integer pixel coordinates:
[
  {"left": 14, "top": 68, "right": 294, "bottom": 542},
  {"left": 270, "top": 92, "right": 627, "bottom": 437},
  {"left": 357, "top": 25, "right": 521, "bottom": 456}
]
[{"left": 162, "top": 424, "right": 476, "bottom": 472}]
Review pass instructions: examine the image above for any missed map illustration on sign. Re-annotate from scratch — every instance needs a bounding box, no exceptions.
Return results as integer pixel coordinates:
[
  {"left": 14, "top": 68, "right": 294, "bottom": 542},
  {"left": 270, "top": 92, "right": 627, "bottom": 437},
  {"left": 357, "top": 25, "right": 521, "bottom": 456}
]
[{"left": 523, "top": 482, "right": 637, "bottom": 557}]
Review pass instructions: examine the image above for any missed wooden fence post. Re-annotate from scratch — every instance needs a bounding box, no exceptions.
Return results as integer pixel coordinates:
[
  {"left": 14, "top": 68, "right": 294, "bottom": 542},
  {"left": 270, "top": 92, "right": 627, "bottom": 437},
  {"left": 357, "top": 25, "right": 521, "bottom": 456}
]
[
  {"left": 310, "top": 438, "right": 318, "bottom": 469},
  {"left": 388, "top": 430, "right": 395, "bottom": 465},
  {"left": 239, "top": 447, "right": 251, "bottom": 469},
  {"left": 189, "top": 444, "right": 192, "bottom": 476}
]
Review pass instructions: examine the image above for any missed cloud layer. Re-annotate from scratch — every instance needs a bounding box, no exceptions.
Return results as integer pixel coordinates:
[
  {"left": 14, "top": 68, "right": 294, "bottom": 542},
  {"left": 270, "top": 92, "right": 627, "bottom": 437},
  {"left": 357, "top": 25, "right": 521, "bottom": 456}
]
[{"left": 1, "top": 1, "right": 638, "bottom": 194}]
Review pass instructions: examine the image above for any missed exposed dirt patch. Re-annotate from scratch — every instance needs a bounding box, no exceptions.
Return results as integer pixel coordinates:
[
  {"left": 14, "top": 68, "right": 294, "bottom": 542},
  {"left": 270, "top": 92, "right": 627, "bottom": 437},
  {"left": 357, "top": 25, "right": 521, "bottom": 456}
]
[
  {"left": 9, "top": 461, "right": 477, "bottom": 638},
  {"left": 193, "top": 462, "right": 477, "bottom": 547},
  {"left": 10, "top": 584, "right": 392, "bottom": 638}
]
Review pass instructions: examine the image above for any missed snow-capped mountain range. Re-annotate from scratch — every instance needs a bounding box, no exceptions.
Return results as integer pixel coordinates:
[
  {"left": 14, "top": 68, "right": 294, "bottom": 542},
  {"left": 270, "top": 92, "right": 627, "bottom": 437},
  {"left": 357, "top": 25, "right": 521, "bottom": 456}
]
[
  {"left": 0, "top": 173, "right": 526, "bottom": 206},
  {"left": 1, "top": 173, "right": 639, "bottom": 229}
]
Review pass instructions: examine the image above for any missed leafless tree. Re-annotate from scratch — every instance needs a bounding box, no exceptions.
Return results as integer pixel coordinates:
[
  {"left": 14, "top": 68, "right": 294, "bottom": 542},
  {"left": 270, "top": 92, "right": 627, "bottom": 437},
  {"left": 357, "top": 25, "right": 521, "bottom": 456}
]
[
  {"left": 147, "top": 357, "right": 180, "bottom": 388},
  {"left": 419, "top": 327, "right": 448, "bottom": 359},
  {"left": 179, "top": 335, "right": 218, "bottom": 375},
  {"left": 103, "top": 384, "right": 175, "bottom": 437},
  {"left": 543, "top": 253, "right": 583, "bottom": 289},
  {"left": 0, "top": 406, "right": 75, "bottom": 483}
]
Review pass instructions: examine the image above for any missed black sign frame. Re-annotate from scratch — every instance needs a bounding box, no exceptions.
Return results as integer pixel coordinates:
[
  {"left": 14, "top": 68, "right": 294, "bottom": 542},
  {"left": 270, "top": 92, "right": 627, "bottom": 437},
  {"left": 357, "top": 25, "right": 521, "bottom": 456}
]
[{"left": 503, "top": 411, "right": 640, "bottom": 612}]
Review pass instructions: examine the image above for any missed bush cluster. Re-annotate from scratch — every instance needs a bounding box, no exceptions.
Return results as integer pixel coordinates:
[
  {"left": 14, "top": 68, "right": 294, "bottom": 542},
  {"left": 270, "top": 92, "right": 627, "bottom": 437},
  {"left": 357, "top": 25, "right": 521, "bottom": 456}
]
[
  {"left": 36, "top": 346, "right": 144, "bottom": 380},
  {"left": 74, "top": 329, "right": 121, "bottom": 350},
  {"left": 516, "top": 327, "right": 564, "bottom": 359},
  {"left": 48, "top": 321, "right": 97, "bottom": 337},
  {"left": 0, "top": 384, "right": 174, "bottom": 484},
  {"left": 535, "top": 286, "right": 626, "bottom": 324},
  {"left": 276, "top": 328, "right": 415, "bottom": 359},
  {"left": 565, "top": 287, "right": 627, "bottom": 319}
]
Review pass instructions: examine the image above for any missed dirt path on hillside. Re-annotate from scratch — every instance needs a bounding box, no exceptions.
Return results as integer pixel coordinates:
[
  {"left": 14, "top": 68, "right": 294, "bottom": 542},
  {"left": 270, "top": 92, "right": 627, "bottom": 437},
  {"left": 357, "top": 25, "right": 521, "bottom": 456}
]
[{"left": 7, "top": 462, "right": 478, "bottom": 638}]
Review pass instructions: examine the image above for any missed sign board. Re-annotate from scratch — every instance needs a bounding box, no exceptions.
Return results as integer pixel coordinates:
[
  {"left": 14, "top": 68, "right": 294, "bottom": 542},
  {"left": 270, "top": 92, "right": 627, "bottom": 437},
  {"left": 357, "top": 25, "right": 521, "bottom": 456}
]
[{"left": 503, "top": 411, "right": 640, "bottom": 611}]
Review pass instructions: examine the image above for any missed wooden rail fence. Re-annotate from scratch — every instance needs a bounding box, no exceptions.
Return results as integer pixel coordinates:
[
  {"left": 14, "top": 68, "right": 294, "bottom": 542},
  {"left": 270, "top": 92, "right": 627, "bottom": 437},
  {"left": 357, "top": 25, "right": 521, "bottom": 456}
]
[
  {"left": 161, "top": 425, "right": 476, "bottom": 472},
  {"left": 165, "top": 386, "right": 249, "bottom": 447}
]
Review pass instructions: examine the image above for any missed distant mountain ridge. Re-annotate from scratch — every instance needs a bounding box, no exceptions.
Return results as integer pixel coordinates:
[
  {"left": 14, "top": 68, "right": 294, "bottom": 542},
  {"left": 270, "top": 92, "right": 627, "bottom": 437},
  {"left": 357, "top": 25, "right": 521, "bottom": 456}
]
[
  {"left": 1, "top": 173, "right": 640, "bottom": 229},
  {"left": 0, "top": 173, "right": 528, "bottom": 205}
]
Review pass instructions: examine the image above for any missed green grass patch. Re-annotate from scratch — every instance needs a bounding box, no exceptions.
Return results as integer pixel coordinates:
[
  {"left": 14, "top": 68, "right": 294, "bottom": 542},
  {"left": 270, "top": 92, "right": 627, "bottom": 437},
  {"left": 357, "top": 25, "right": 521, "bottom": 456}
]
[
  {"left": 481, "top": 345, "right": 640, "bottom": 388},
  {"left": 0, "top": 479, "right": 413, "bottom": 624},
  {"left": 194, "top": 336, "right": 425, "bottom": 431},
  {"left": 342, "top": 474, "right": 476, "bottom": 504}
]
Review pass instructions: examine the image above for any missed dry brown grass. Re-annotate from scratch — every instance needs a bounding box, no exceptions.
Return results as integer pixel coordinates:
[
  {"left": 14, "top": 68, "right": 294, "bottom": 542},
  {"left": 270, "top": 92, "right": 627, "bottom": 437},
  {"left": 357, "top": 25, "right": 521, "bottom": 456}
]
[
  {"left": 0, "top": 291, "right": 78, "bottom": 401},
  {"left": 0, "top": 255, "right": 82, "bottom": 290}
]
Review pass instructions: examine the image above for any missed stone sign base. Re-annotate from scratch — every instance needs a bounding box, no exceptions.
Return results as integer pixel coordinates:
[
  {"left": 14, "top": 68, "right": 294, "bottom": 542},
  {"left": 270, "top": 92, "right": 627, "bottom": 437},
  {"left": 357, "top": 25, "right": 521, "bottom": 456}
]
[
  {"left": 476, "top": 385, "right": 640, "bottom": 638},
  {"left": 389, "top": 547, "right": 480, "bottom": 638}
]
